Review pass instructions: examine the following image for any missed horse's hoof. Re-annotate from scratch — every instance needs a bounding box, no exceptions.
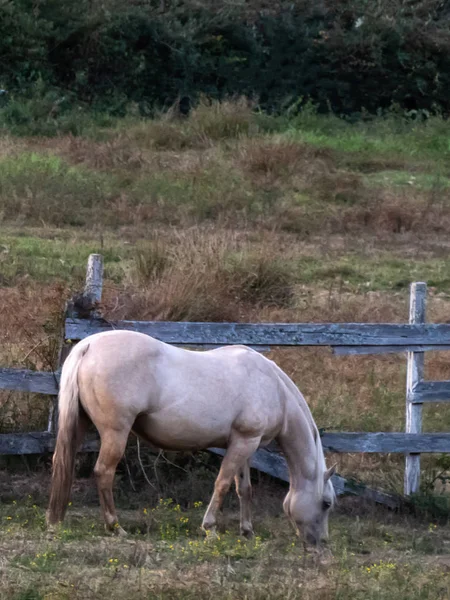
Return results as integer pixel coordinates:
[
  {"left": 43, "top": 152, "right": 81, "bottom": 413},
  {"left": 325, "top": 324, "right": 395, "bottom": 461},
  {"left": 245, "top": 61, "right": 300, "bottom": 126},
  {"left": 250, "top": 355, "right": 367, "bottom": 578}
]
[
  {"left": 46, "top": 523, "right": 58, "bottom": 540},
  {"left": 201, "top": 526, "right": 218, "bottom": 540},
  {"left": 241, "top": 527, "right": 254, "bottom": 539},
  {"left": 106, "top": 523, "right": 128, "bottom": 537},
  {"left": 318, "top": 547, "right": 333, "bottom": 562},
  {"left": 114, "top": 525, "right": 128, "bottom": 538},
  {"left": 45, "top": 529, "right": 57, "bottom": 541}
]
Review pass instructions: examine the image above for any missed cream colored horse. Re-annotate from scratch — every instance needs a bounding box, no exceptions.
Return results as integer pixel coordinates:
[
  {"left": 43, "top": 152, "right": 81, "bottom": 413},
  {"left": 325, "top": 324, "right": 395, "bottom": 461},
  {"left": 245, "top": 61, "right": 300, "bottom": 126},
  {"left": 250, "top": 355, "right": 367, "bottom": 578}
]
[{"left": 47, "top": 330, "right": 336, "bottom": 544}]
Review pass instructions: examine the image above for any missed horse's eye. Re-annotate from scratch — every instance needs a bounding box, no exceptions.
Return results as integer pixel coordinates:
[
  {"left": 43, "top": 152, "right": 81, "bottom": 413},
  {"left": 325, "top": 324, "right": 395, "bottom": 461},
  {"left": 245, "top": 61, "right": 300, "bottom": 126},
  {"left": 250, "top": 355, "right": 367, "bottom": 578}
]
[{"left": 322, "top": 500, "right": 332, "bottom": 511}]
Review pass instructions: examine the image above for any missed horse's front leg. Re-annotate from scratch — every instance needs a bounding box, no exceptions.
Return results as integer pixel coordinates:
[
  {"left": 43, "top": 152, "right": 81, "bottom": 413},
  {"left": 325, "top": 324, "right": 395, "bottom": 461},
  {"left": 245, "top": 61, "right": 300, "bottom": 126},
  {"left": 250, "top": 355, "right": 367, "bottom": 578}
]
[
  {"left": 235, "top": 460, "right": 253, "bottom": 538},
  {"left": 202, "top": 435, "right": 260, "bottom": 535}
]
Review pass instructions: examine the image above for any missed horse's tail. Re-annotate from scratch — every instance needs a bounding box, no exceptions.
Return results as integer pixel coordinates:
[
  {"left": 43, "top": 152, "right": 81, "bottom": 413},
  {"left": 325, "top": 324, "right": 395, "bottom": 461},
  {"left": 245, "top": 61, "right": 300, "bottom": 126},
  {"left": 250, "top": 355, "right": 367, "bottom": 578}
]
[{"left": 47, "top": 342, "right": 90, "bottom": 526}]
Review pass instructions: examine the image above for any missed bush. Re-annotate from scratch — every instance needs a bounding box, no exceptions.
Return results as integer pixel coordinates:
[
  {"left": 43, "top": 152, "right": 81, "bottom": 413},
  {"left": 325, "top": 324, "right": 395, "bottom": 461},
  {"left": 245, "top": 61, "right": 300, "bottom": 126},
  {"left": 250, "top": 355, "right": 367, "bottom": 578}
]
[{"left": 1, "top": 0, "right": 450, "bottom": 130}]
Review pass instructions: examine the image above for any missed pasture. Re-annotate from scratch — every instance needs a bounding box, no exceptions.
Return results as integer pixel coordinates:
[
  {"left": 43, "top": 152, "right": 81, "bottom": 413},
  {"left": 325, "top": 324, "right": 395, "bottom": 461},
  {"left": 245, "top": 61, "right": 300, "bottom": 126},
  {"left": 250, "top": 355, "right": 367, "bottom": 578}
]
[
  {"left": 1, "top": 100, "right": 450, "bottom": 598},
  {"left": 1, "top": 470, "right": 450, "bottom": 600}
]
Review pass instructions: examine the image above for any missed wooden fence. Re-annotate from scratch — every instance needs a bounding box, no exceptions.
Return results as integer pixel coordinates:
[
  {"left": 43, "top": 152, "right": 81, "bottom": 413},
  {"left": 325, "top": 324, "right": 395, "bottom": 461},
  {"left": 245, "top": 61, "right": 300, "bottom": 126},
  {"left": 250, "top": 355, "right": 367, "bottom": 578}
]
[{"left": 1, "top": 254, "right": 450, "bottom": 501}]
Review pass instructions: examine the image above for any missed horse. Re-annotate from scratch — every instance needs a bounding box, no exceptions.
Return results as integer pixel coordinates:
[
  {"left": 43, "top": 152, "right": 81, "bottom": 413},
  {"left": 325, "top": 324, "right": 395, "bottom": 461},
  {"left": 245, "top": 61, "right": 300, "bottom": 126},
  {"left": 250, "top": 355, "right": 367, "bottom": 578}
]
[{"left": 46, "top": 330, "right": 336, "bottom": 545}]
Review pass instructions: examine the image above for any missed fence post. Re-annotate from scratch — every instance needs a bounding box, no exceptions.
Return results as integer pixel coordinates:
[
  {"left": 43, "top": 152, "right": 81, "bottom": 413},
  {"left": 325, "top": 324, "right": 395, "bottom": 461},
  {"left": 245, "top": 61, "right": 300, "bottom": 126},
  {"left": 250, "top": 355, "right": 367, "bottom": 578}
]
[
  {"left": 404, "top": 282, "right": 427, "bottom": 495},
  {"left": 48, "top": 254, "right": 104, "bottom": 433},
  {"left": 84, "top": 253, "right": 104, "bottom": 310}
]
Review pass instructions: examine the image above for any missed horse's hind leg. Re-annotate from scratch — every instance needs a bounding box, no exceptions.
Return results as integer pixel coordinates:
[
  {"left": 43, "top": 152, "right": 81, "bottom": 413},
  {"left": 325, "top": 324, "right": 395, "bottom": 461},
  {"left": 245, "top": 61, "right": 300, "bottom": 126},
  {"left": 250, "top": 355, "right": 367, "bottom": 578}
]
[
  {"left": 94, "top": 429, "right": 129, "bottom": 536},
  {"left": 76, "top": 408, "right": 90, "bottom": 449},
  {"left": 202, "top": 434, "right": 260, "bottom": 535},
  {"left": 235, "top": 460, "right": 253, "bottom": 538}
]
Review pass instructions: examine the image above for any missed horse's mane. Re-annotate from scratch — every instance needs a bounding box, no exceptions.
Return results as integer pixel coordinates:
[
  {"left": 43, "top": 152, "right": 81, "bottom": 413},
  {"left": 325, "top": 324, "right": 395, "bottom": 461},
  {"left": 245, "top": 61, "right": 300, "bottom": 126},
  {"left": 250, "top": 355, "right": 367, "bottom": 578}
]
[{"left": 266, "top": 355, "right": 335, "bottom": 502}]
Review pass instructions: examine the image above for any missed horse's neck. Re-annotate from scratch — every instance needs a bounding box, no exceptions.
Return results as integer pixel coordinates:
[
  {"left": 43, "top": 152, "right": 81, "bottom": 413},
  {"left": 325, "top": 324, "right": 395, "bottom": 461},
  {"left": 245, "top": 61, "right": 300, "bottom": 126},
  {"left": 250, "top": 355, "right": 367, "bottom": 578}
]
[{"left": 277, "top": 398, "right": 320, "bottom": 489}]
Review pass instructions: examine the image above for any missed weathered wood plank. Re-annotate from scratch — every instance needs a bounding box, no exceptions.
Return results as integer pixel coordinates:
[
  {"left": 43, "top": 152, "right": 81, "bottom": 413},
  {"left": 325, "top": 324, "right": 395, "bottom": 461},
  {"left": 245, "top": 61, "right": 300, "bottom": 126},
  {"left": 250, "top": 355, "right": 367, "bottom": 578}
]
[
  {"left": 405, "top": 282, "right": 426, "bottom": 496},
  {"left": 0, "top": 368, "right": 59, "bottom": 395},
  {"left": 0, "top": 432, "right": 399, "bottom": 508},
  {"left": 0, "top": 432, "right": 98, "bottom": 455},
  {"left": 65, "top": 318, "right": 450, "bottom": 347},
  {"left": 333, "top": 344, "right": 450, "bottom": 356},
  {"left": 84, "top": 254, "right": 103, "bottom": 307},
  {"left": 333, "top": 477, "right": 401, "bottom": 509},
  {"left": 267, "top": 432, "right": 450, "bottom": 454},
  {"left": 322, "top": 432, "right": 450, "bottom": 453},
  {"left": 411, "top": 380, "right": 450, "bottom": 403},
  {"left": 209, "top": 447, "right": 290, "bottom": 482},
  {"left": 3, "top": 430, "right": 450, "bottom": 457}
]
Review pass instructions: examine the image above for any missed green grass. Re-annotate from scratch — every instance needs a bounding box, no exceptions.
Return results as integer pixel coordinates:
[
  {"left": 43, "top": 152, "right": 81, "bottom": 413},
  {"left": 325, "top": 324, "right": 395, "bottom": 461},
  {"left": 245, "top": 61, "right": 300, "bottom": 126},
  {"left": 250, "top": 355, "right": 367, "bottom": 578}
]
[
  {"left": 5, "top": 229, "right": 450, "bottom": 294},
  {"left": 292, "top": 255, "right": 450, "bottom": 294},
  {"left": 0, "top": 105, "right": 450, "bottom": 236},
  {"left": 0, "top": 153, "right": 119, "bottom": 226},
  {"left": 365, "top": 171, "right": 450, "bottom": 191},
  {"left": 285, "top": 110, "right": 450, "bottom": 165},
  {"left": 0, "top": 91, "right": 119, "bottom": 138},
  {"left": 0, "top": 234, "right": 126, "bottom": 285},
  {"left": 0, "top": 493, "right": 449, "bottom": 600},
  {"left": 11, "top": 591, "right": 44, "bottom": 600},
  {"left": 131, "top": 167, "right": 268, "bottom": 223}
]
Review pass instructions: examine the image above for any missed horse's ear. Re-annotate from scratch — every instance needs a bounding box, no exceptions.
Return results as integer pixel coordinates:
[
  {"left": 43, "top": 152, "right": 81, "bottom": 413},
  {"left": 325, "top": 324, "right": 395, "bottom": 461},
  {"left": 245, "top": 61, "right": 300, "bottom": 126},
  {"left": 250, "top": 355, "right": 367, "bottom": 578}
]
[{"left": 324, "top": 463, "right": 337, "bottom": 482}]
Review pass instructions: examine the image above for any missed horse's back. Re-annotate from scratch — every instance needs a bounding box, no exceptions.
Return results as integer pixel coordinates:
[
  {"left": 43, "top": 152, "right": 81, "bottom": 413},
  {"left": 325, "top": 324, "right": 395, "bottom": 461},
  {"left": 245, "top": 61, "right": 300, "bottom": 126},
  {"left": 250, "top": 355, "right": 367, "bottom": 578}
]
[{"left": 76, "top": 330, "right": 285, "bottom": 449}]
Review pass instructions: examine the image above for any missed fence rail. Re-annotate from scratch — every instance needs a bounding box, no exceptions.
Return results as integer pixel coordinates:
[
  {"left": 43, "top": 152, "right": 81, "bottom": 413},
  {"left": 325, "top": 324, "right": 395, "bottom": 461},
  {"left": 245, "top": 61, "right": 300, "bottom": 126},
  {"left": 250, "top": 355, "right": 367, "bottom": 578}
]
[
  {"left": 66, "top": 317, "right": 450, "bottom": 348},
  {"left": 411, "top": 381, "right": 450, "bottom": 402},
  {"left": 1, "top": 430, "right": 450, "bottom": 456},
  {"left": 0, "top": 368, "right": 59, "bottom": 395},
  {"left": 1, "top": 254, "right": 450, "bottom": 500}
]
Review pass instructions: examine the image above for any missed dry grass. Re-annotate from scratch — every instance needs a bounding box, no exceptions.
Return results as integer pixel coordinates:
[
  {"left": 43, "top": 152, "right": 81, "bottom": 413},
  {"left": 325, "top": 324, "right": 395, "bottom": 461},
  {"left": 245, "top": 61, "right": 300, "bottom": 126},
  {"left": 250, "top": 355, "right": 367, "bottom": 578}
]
[
  {"left": 237, "top": 137, "right": 334, "bottom": 188},
  {"left": 0, "top": 282, "right": 67, "bottom": 434},
  {"left": 110, "top": 230, "right": 294, "bottom": 322},
  {"left": 369, "top": 188, "right": 450, "bottom": 234},
  {"left": 99, "top": 97, "right": 274, "bottom": 154},
  {"left": 185, "top": 97, "right": 274, "bottom": 144},
  {"left": 0, "top": 282, "right": 67, "bottom": 365},
  {"left": 121, "top": 230, "right": 241, "bottom": 321},
  {"left": 0, "top": 99, "right": 447, "bottom": 234},
  {"left": 50, "top": 135, "right": 150, "bottom": 171}
]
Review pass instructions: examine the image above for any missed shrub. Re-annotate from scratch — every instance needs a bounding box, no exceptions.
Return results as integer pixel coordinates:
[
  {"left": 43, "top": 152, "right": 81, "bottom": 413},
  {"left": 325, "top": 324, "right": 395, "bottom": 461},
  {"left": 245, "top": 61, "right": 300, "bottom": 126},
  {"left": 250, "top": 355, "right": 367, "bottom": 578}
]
[
  {"left": 1, "top": 0, "right": 450, "bottom": 132},
  {"left": 127, "top": 232, "right": 242, "bottom": 322}
]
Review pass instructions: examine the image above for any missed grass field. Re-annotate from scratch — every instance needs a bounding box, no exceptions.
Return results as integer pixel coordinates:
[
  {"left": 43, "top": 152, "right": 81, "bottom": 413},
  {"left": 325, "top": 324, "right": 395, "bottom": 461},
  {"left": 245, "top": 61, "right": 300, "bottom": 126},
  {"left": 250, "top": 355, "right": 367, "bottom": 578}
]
[
  {"left": 1, "top": 99, "right": 450, "bottom": 598},
  {"left": 1, "top": 469, "right": 450, "bottom": 600}
]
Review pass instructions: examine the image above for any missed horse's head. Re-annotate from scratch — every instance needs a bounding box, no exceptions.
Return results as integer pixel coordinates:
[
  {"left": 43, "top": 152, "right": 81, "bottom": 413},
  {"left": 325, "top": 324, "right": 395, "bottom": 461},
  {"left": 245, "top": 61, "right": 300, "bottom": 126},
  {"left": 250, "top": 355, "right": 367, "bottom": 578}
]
[{"left": 283, "top": 464, "right": 336, "bottom": 546}]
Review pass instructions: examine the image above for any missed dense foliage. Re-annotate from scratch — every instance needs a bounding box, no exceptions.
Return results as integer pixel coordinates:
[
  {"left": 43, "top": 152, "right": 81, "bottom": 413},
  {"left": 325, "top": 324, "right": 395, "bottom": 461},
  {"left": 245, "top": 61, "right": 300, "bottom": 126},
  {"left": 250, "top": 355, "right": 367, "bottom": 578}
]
[{"left": 1, "top": 0, "right": 449, "bottom": 124}]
